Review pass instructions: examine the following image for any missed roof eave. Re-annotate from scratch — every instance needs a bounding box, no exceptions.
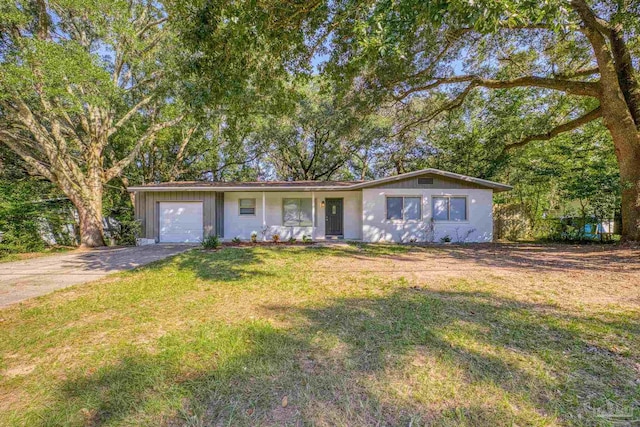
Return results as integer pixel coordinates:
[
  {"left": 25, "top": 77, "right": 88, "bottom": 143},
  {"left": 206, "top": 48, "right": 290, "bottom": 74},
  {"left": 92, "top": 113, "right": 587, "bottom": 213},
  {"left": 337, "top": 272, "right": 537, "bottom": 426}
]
[
  {"left": 127, "top": 168, "right": 513, "bottom": 193},
  {"left": 127, "top": 186, "right": 357, "bottom": 192},
  {"left": 349, "top": 168, "right": 512, "bottom": 192}
]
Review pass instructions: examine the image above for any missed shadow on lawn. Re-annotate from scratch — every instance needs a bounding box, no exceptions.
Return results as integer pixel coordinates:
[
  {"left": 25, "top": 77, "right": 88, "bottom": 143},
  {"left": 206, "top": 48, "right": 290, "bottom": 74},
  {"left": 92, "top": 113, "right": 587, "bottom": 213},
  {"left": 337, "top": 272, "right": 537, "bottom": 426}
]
[
  {"left": 34, "top": 286, "right": 639, "bottom": 426},
  {"left": 57, "top": 245, "right": 194, "bottom": 272},
  {"left": 309, "top": 241, "right": 640, "bottom": 273},
  {"left": 173, "top": 247, "right": 274, "bottom": 282},
  {"left": 431, "top": 243, "right": 640, "bottom": 273}
]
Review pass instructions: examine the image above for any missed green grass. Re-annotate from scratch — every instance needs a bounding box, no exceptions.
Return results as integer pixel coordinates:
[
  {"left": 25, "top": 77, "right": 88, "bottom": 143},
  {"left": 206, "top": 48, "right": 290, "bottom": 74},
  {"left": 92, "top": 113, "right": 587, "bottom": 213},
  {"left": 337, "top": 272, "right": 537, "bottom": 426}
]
[{"left": 0, "top": 245, "right": 638, "bottom": 426}]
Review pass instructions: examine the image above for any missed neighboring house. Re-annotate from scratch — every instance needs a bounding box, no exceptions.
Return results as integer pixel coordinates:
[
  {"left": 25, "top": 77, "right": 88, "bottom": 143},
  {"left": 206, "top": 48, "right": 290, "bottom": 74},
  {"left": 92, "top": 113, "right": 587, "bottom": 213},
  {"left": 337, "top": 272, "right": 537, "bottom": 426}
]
[{"left": 128, "top": 169, "right": 512, "bottom": 244}]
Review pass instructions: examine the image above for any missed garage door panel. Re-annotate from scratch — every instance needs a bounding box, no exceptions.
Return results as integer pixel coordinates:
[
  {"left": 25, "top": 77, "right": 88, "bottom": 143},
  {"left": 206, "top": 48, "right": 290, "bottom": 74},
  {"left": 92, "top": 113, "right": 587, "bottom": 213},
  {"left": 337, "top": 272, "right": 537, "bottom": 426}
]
[{"left": 159, "top": 202, "right": 203, "bottom": 243}]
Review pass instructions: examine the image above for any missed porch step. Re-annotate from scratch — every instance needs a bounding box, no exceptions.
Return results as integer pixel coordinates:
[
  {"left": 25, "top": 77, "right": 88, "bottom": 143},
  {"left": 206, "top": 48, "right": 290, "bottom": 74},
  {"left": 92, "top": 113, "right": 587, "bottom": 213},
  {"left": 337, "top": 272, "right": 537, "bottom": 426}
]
[{"left": 325, "top": 235, "right": 344, "bottom": 240}]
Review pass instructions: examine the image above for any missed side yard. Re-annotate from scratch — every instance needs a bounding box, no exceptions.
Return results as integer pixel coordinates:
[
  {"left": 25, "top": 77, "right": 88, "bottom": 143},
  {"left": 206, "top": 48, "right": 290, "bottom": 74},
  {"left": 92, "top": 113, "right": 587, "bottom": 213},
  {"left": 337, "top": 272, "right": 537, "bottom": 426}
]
[{"left": 0, "top": 243, "right": 638, "bottom": 426}]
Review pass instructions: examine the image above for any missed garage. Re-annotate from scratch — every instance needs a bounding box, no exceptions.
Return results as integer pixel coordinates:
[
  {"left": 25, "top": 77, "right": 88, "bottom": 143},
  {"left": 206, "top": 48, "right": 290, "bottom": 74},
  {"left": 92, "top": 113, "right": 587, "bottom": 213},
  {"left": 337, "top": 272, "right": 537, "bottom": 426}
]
[{"left": 158, "top": 202, "right": 203, "bottom": 243}]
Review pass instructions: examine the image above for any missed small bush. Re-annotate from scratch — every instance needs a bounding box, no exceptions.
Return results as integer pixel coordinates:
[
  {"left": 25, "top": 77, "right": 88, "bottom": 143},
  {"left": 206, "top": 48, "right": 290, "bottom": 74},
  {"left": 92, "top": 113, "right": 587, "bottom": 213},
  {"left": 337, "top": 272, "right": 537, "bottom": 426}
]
[
  {"left": 231, "top": 236, "right": 241, "bottom": 244},
  {"left": 250, "top": 232, "right": 258, "bottom": 243},
  {"left": 201, "top": 234, "right": 221, "bottom": 249},
  {"left": 440, "top": 235, "right": 452, "bottom": 243},
  {"left": 302, "top": 235, "right": 312, "bottom": 244},
  {"left": 288, "top": 237, "right": 297, "bottom": 244},
  {"left": 272, "top": 233, "right": 280, "bottom": 243},
  {"left": 109, "top": 219, "right": 141, "bottom": 246}
]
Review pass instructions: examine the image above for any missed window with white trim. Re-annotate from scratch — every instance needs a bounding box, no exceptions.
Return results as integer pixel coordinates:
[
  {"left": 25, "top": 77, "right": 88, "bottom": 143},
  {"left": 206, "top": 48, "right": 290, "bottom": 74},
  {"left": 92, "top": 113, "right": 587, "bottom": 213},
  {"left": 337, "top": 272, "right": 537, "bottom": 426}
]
[
  {"left": 283, "top": 198, "right": 313, "bottom": 226},
  {"left": 386, "top": 196, "right": 422, "bottom": 220},
  {"left": 239, "top": 198, "right": 256, "bottom": 216},
  {"left": 432, "top": 196, "right": 467, "bottom": 221}
]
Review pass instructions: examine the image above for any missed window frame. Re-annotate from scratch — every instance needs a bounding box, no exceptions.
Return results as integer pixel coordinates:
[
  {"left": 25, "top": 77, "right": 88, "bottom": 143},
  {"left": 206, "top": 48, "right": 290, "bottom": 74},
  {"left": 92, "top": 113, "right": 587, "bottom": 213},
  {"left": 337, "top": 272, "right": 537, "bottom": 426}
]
[
  {"left": 431, "top": 196, "right": 468, "bottom": 222},
  {"left": 238, "top": 198, "right": 256, "bottom": 216},
  {"left": 282, "top": 198, "right": 315, "bottom": 227},
  {"left": 385, "top": 196, "right": 423, "bottom": 222}
]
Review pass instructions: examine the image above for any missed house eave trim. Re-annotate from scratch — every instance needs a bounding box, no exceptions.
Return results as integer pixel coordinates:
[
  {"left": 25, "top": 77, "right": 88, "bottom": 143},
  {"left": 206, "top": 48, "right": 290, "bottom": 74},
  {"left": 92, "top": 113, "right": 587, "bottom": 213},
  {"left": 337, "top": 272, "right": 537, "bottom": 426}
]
[
  {"left": 127, "top": 186, "right": 357, "bottom": 192},
  {"left": 349, "top": 168, "right": 513, "bottom": 192},
  {"left": 127, "top": 168, "right": 513, "bottom": 193}
]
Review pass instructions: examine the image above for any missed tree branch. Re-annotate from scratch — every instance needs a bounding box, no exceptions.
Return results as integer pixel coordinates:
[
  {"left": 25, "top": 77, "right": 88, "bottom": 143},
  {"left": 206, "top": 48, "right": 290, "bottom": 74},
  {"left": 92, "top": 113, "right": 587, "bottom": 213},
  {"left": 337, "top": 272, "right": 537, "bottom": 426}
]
[
  {"left": 169, "top": 125, "right": 198, "bottom": 181},
  {"left": 395, "top": 74, "right": 601, "bottom": 101},
  {"left": 104, "top": 115, "right": 184, "bottom": 182},
  {"left": 570, "top": 0, "right": 612, "bottom": 36},
  {"left": 1, "top": 131, "right": 55, "bottom": 181},
  {"left": 394, "top": 81, "right": 478, "bottom": 135},
  {"left": 384, "top": 29, "right": 473, "bottom": 88},
  {"left": 108, "top": 95, "right": 155, "bottom": 136},
  {"left": 136, "top": 17, "right": 168, "bottom": 38},
  {"left": 610, "top": 25, "right": 640, "bottom": 128},
  {"left": 504, "top": 106, "right": 602, "bottom": 151},
  {"left": 553, "top": 67, "right": 600, "bottom": 79}
]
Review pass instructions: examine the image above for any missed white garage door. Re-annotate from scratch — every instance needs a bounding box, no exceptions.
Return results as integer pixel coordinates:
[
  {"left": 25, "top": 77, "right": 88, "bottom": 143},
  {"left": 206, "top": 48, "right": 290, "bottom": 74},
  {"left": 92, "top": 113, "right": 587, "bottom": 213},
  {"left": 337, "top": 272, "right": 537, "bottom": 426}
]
[{"left": 159, "top": 202, "right": 203, "bottom": 243}]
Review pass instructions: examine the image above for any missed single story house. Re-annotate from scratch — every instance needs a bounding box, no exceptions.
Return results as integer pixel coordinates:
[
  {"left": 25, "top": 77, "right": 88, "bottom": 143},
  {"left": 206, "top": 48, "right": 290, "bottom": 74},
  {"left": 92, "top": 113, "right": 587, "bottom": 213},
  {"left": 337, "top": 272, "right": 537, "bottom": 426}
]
[{"left": 128, "top": 168, "right": 512, "bottom": 244}]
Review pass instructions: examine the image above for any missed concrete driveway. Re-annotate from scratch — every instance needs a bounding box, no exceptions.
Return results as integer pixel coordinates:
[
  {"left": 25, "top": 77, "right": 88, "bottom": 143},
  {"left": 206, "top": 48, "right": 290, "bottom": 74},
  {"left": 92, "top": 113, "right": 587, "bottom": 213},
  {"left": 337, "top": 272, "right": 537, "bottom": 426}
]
[{"left": 0, "top": 245, "right": 193, "bottom": 308}]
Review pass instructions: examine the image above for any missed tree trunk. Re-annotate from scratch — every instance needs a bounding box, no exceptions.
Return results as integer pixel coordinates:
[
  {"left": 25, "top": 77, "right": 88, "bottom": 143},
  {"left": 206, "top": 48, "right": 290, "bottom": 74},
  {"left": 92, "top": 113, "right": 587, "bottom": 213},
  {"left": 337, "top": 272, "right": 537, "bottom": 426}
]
[
  {"left": 600, "top": 106, "right": 640, "bottom": 241},
  {"left": 77, "top": 200, "right": 106, "bottom": 247},
  {"left": 597, "top": 82, "right": 640, "bottom": 241},
  {"left": 581, "top": 22, "right": 640, "bottom": 242},
  {"left": 64, "top": 176, "right": 106, "bottom": 248},
  {"left": 615, "top": 140, "right": 640, "bottom": 241}
]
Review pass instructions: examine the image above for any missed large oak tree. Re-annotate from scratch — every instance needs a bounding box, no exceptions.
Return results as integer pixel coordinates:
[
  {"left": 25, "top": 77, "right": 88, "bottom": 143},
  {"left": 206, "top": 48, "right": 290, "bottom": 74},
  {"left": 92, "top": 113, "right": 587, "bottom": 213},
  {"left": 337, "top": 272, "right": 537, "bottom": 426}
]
[
  {"left": 282, "top": 0, "right": 640, "bottom": 240},
  {"left": 0, "top": 0, "right": 286, "bottom": 247},
  {"left": 0, "top": 0, "right": 183, "bottom": 246}
]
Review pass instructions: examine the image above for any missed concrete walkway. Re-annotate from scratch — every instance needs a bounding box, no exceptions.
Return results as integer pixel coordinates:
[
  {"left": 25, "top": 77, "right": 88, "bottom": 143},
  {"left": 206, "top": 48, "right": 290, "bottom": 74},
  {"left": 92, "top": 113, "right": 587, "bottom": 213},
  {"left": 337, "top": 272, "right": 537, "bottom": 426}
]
[{"left": 0, "top": 245, "right": 194, "bottom": 308}]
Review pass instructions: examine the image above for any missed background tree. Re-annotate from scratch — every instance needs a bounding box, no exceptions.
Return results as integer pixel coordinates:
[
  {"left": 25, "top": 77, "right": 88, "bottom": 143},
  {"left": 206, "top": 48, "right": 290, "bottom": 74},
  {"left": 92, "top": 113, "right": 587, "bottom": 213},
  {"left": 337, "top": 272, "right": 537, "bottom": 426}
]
[
  {"left": 129, "top": 114, "right": 267, "bottom": 184},
  {"left": 260, "top": 85, "right": 359, "bottom": 181},
  {"left": 495, "top": 120, "right": 620, "bottom": 238},
  {"left": 0, "top": 146, "right": 77, "bottom": 252}
]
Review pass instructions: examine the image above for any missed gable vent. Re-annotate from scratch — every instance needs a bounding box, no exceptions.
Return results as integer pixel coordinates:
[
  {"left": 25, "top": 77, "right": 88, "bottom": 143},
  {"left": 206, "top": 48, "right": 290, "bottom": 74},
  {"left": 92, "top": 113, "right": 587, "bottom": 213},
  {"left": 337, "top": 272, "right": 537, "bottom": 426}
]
[{"left": 417, "top": 177, "right": 434, "bottom": 185}]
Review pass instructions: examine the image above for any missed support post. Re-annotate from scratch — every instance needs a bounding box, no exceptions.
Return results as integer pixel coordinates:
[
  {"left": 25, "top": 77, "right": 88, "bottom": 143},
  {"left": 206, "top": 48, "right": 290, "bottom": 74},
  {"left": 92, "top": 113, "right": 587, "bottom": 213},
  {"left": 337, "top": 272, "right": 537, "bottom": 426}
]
[
  {"left": 311, "top": 191, "right": 315, "bottom": 241},
  {"left": 262, "top": 191, "right": 266, "bottom": 241}
]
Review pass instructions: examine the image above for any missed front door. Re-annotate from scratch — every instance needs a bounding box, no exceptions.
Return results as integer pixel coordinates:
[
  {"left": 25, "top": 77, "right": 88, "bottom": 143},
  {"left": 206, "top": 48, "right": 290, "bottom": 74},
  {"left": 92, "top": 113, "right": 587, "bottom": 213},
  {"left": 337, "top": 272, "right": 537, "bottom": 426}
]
[{"left": 325, "top": 198, "right": 344, "bottom": 236}]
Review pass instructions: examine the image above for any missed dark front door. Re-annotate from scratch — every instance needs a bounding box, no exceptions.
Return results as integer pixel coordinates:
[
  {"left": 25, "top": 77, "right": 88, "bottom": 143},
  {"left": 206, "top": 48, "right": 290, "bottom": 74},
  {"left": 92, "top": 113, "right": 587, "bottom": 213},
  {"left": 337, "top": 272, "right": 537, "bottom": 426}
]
[{"left": 325, "top": 198, "right": 344, "bottom": 236}]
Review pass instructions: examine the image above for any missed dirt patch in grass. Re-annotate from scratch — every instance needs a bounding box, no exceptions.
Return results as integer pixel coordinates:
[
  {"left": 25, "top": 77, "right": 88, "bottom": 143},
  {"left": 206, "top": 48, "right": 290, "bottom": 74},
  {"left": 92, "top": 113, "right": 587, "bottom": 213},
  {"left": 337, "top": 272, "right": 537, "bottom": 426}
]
[
  {"left": 0, "top": 246, "right": 76, "bottom": 263},
  {"left": 0, "top": 243, "right": 638, "bottom": 426},
  {"left": 311, "top": 243, "right": 640, "bottom": 308}
]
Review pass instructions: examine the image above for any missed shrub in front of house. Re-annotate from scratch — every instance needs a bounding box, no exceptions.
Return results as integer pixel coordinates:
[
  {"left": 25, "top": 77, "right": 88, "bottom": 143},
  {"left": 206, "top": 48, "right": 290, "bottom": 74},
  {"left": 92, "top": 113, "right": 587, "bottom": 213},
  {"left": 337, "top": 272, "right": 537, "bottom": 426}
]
[{"left": 201, "top": 235, "right": 220, "bottom": 249}]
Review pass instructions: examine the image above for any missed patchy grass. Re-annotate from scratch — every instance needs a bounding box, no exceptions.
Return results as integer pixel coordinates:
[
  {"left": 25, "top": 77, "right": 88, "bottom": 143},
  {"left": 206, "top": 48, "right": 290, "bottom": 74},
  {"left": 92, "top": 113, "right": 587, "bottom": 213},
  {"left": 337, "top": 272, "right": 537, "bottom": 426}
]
[
  {"left": 0, "top": 243, "right": 638, "bottom": 426},
  {"left": 0, "top": 246, "right": 74, "bottom": 263}
]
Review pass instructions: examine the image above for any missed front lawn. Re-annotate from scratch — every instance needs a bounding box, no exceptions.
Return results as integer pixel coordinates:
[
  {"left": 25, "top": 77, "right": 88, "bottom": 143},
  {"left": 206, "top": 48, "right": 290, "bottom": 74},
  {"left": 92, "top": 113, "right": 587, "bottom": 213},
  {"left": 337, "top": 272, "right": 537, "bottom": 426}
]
[{"left": 1, "top": 243, "right": 638, "bottom": 426}]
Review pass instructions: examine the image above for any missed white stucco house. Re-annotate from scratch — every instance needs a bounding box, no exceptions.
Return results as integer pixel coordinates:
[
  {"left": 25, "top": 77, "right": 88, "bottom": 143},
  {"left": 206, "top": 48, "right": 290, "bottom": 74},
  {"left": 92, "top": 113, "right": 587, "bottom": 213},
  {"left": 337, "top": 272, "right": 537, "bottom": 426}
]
[{"left": 128, "top": 169, "right": 512, "bottom": 244}]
